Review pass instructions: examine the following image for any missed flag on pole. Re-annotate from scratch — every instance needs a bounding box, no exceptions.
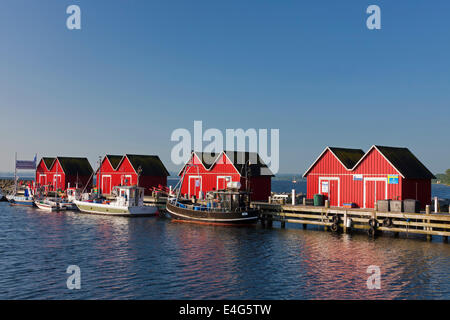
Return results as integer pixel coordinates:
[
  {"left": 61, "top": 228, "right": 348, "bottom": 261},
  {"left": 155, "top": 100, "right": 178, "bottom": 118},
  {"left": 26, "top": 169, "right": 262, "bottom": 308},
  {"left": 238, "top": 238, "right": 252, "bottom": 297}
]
[{"left": 16, "top": 155, "right": 37, "bottom": 170}]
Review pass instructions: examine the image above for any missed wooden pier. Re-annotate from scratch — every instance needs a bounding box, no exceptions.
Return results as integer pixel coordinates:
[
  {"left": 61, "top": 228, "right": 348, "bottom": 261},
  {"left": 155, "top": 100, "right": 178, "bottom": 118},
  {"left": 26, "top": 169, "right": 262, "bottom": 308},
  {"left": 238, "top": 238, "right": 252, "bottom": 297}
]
[{"left": 252, "top": 201, "right": 450, "bottom": 242}]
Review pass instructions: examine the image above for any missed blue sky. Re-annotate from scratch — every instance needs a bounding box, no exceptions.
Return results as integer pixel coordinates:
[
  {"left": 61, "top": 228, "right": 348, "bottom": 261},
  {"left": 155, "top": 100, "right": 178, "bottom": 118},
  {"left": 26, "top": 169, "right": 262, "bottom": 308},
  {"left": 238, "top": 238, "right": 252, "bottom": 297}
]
[{"left": 0, "top": 0, "right": 449, "bottom": 174}]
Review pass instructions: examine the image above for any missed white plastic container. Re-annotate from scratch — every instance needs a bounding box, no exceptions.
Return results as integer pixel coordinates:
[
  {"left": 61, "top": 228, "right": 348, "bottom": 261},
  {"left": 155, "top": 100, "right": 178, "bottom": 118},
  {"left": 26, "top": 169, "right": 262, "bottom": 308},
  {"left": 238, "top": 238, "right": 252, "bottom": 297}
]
[{"left": 227, "top": 181, "right": 241, "bottom": 189}]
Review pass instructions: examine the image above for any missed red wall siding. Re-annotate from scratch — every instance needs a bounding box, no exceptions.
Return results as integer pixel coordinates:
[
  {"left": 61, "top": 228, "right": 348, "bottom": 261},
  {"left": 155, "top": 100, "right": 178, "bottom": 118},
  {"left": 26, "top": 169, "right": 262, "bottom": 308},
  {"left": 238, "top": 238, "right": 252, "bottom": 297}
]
[
  {"left": 306, "top": 148, "right": 408, "bottom": 209},
  {"left": 97, "top": 156, "right": 167, "bottom": 195},
  {"left": 180, "top": 153, "right": 271, "bottom": 201},
  {"left": 401, "top": 179, "right": 431, "bottom": 209}
]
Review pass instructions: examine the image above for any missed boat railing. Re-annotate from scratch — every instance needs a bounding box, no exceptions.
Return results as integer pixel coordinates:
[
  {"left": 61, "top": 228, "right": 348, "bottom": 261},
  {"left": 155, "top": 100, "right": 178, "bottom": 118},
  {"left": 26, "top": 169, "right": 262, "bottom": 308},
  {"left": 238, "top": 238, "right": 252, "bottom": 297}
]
[{"left": 169, "top": 198, "right": 236, "bottom": 213}]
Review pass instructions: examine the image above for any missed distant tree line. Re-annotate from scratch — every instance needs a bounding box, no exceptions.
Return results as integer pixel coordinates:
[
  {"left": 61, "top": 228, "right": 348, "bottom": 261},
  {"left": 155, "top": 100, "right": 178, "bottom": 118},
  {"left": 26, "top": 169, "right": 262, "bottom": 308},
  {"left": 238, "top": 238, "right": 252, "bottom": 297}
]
[{"left": 435, "top": 169, "right": 450, "bottom": 185}]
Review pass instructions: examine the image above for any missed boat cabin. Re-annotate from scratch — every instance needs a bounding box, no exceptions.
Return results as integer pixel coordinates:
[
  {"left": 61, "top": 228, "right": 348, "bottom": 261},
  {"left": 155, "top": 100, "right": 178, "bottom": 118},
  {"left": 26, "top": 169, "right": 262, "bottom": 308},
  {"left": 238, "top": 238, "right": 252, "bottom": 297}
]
[
  {"left": 206, "top": 189, "right": 251, "bottom": 212},
  {"left": 66, "top": 187, "right": 81, "bottom": 202},
  {"left": 113, "top": 186, "right": 145, "bottom": 207}
]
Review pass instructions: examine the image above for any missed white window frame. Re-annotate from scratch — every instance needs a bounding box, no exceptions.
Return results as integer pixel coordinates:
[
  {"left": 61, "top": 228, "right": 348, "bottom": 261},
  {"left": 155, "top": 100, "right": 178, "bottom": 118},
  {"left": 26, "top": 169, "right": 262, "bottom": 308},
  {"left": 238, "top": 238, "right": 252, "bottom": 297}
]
[
  {"left": 122, "top": 174, "right": 133, "bottom": 185},
  {"left": 216, "top": 176, "right": 232, "bottom": 190}
]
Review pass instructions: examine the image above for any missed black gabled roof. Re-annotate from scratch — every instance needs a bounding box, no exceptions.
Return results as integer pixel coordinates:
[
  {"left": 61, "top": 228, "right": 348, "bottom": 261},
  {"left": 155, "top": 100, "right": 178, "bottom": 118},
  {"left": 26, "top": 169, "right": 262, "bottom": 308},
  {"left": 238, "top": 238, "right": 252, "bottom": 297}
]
[
  {"left": 189, "top": 151, "right": 273, "bottom": 176},
  {"left": 224, "top": 151, "right": 273, "bottom": 176},
  {"left": 57, "top": 157, "right": 93, "bottom": 176},
  {"left": 106, "top": 155, "right": 122, "bottom": 170},
  {"left": 42, "top": 157, "right": 56, "bottom": 170},
  {"left": 194, "top": 152, "right": 221, "bottom": 170},
  {"left": 374, "top": 146, "right": 436, "bottom": 179},
  {"left": 125, "top": 154, "right": 169, "bottom": 177},
  {"left": 329, "top": 147, "right": 365, "bottom": 169}
]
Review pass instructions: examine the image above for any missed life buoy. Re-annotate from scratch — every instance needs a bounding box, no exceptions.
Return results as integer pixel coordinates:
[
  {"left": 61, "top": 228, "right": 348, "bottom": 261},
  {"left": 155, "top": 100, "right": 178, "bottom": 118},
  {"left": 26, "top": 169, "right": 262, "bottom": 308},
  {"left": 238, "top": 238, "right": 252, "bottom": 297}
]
[
  {"left": 332, "top": 214, "right": 340, "bottom": 223},
  {"left": 331, "top": 222, "right": 339, "bottom": 232},
  {"left": 369, "top": 218, "right": 379, "bottom": 228},
  {"left": 383, "top": 217, "right": 393, "bottom": 227}
]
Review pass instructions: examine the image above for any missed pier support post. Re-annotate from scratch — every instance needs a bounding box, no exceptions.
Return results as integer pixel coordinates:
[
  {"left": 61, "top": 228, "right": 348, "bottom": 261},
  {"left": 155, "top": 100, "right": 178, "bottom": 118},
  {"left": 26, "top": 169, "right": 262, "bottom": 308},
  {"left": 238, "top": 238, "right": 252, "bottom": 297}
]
[
  {"left": 281, "top": 220, "right": 286, "bottom": 229},
  {"left": 303, "top": 224, "right": 307, "bottom": 230},
  {"left": 426, "top": 205, "right": 432, "bottom": 242},
  {"left": 302, "top": 197, "right": 306, "bottom": 206},
  {"left": 343, "top": 211, "right": 347, "bottom": 234},
  {"left": 325, "top": 200, "right": 329, "bottom": 209},
  {"left": 292, "top": 189, "right": 296, "bottom": 205}
]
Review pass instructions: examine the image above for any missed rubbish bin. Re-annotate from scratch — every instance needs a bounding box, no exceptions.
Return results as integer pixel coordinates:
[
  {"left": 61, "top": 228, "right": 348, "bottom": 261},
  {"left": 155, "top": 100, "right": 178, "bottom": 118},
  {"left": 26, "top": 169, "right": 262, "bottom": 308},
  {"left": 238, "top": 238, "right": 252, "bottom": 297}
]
[
  {"left": 377, "top": 200, "right": 390, "bottom": 212},
  {"left": 404, "top": 199, "right": 420, "bottom": 213},
  {"left": 390, "top": 200, "right": 403, "bottom": 212},
  {"left": 314, "top": 194, "right": 324, "bottom": 206}
]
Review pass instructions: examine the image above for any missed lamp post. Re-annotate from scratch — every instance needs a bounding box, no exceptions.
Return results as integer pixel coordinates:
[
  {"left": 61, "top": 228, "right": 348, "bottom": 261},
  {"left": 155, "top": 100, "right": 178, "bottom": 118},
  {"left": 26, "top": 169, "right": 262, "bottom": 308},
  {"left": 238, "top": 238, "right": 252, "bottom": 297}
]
[
  {"left": 243, "top": 160, "right": 252, "bottom": 193},
  {"left": 137, "top": 166, "right": 143, "bottom": 187}
]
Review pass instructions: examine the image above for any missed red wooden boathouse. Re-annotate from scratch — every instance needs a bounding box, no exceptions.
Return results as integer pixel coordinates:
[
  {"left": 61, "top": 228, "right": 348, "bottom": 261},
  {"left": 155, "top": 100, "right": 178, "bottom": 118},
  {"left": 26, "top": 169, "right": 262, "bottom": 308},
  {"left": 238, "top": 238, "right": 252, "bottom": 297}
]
[
  {"left": 96, "top": 154, "right": 169, "bottom": 195},
  {"left": 35, "top": 157, "right": 93, "bottom": 191},
  {"left": 178, "top": 151, "right": 273, "bottom": 201},
  {"left": 303, "top": 146, "right": 435, "bottom": 209}
]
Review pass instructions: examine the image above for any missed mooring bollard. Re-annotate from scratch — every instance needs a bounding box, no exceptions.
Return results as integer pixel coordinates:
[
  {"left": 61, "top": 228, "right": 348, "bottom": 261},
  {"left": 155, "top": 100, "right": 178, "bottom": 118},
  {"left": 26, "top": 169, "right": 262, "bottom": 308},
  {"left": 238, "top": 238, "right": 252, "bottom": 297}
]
[
  {"left": 292, "top": 189, "right": 296, "bottom": 206},
  {"left": 434, "top": 197, "right": 438, "bottom": 213},
  {"left": 426, "top": 205, "right": 432, "bottom": 241}
]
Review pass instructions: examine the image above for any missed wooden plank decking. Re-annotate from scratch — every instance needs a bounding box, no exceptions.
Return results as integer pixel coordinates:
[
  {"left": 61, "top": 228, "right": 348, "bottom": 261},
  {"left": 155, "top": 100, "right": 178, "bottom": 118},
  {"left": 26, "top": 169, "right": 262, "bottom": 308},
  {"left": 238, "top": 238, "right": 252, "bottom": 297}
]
[{"left": 251, "top": 202, "right": 450, "bottom": 241}]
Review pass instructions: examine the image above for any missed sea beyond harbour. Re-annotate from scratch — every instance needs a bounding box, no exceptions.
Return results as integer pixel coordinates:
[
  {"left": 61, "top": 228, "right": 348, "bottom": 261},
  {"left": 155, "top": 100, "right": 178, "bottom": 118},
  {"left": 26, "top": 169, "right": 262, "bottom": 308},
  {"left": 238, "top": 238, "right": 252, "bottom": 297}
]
[{"left": 0, "top": 181, "right": 449, "bottom": 299}]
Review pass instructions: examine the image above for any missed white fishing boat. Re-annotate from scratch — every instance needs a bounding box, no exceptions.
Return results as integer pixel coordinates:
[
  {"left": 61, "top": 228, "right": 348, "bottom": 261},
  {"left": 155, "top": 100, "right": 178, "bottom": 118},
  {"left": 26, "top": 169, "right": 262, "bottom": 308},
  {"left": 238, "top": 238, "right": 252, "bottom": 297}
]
[
  {"left": 7, "top": 187, "right": 35, "bottom": 207},
  {"left": 74, "top": 185, "right": 158, "bottom": 217},
  {"left": 34, "top": 198, "right": 60, "bottom": 212}
]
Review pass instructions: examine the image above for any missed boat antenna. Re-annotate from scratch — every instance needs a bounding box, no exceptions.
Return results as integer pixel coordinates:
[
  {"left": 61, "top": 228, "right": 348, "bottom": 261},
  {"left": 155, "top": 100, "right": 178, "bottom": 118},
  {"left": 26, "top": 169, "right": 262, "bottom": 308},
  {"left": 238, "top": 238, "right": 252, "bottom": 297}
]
[
  {"left": 14, "top": 152, "right": 17, "bottom": 195},
  {"left": 137, "top": 166, "right": 143, "bottom": 187}
]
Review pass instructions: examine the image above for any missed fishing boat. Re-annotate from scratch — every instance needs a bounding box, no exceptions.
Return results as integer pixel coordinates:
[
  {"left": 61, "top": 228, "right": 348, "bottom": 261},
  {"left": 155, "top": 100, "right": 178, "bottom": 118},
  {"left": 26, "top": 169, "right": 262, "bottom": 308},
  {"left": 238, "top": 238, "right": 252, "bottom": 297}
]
[
  {"left": 166, "top": 181, "right": 259, "bottom": 226},
  {"left": 73, "top": 185, "right": 158, "bottom": 217},
  {"left": 7, "top": 187, "right": 35, "bottom": 207},
  {"left": 34, "top": 198, "right": 61, "bottom": 212},
  {"left": 7, "top": 153, "right": 37, "bottom": 207}
]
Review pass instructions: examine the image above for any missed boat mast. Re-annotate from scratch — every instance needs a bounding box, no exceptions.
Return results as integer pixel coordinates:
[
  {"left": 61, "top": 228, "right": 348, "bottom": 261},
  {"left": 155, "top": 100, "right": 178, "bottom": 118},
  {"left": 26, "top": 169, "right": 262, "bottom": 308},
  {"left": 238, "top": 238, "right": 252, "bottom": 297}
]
[
  {"left": 98, "top": 156, "right": 102, "bottom": 196},
  {"left": 55, "top": 158, "right": 58, "bottom": 200},
  {"left": 14, "top": 152, "right": 17, "bottom": 195}
]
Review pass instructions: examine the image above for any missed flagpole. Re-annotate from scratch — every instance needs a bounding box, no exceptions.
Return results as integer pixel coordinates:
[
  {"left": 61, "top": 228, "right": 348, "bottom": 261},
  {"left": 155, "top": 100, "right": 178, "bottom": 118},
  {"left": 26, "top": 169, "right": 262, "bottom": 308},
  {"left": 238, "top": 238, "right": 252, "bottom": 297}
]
[{"left": 14, "top": 152, "right": 17, "bottom": 195}]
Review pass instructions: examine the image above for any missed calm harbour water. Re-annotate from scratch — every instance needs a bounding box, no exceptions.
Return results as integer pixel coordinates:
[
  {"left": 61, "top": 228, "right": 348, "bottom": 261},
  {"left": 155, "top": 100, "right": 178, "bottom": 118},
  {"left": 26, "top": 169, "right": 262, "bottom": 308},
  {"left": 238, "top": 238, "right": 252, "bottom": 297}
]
[{"left": 0, "top": 183, "right": 449, "bottom": 300}]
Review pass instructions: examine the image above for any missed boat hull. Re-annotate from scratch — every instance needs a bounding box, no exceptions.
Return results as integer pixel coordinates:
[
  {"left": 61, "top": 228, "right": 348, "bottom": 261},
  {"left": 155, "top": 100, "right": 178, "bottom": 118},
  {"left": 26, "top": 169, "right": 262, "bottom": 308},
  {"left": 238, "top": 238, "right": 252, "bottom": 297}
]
[
  {"left": 34, "top": 201, "right": 58, "bottom": 212},
  {"left": 73, "top": 200, "right": 159, "bottom": 217},
  {"left": 166, "top": 201, "right": 259, "bottom": 226},
  {"left": 8, "top": 196, "right": 35, "bottom": 207}
]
